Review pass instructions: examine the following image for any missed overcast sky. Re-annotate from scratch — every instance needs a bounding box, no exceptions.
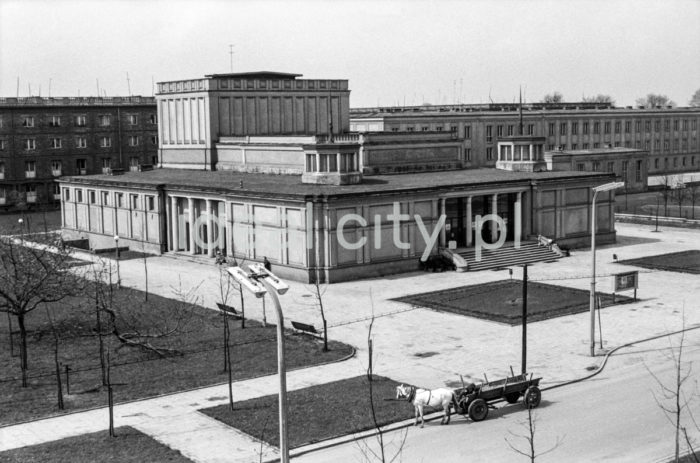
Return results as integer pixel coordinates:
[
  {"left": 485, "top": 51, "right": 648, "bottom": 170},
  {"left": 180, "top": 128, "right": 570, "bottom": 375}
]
[{"left": 1, "top": 0, "right": 698, "bottom": 107}]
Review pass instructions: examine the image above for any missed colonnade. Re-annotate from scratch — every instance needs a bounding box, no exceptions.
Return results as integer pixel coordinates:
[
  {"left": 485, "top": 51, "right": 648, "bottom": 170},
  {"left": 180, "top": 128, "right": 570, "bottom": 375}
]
[{"left": 169, "top": 195, "right": 227, "bottom": 257}]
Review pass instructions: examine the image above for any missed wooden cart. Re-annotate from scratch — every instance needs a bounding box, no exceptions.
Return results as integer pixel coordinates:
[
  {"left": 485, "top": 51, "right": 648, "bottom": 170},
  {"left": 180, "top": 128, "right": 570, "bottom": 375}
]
[{"left": 456, "top": 370, "right": 542, "bottom": 422}]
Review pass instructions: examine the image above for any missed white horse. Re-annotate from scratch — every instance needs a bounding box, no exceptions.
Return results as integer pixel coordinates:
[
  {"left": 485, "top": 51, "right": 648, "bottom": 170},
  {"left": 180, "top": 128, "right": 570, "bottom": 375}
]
[{"left": 396, "top": 384, "right": 457, "bottom": 427}]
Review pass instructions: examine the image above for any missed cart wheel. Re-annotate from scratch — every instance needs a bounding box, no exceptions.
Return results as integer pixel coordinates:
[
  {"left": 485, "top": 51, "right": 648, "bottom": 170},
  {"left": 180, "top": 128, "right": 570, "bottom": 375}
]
[
  {"left": 505, "top": 392, "right": 520, "bottom": 404},
  {"left": 468, "top": 398, "right": 489, "bottom": 421},
  {"left": 524, "top": 386, "right": 541, "bottom": 408}
]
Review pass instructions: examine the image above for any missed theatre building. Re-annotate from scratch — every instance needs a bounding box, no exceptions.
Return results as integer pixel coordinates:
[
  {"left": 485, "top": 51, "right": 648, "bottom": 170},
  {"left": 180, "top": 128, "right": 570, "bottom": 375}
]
[{"left": 60, "top": 72, "right": 619, "bottom": 283}]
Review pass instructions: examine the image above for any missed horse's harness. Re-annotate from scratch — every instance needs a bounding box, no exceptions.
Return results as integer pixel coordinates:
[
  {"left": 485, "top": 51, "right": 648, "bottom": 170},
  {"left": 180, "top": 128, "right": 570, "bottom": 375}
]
[{"left": 405, "top": 386, "right": 432, "bottom": 405}]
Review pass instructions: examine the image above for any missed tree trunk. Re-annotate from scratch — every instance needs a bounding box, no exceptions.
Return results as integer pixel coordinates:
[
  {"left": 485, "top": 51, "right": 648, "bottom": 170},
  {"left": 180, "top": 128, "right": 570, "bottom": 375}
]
[{"left": 17, "top": 314, "right": 28, "bottom": 387}]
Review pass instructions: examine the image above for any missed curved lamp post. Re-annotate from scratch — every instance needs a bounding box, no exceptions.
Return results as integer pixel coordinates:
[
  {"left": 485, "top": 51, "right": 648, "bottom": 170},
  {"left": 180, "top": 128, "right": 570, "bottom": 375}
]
[
  {"left": 590, "top": 181, "right": 624, "bottom": 357},
  {"left": 226, "top": 263, "right": 290, "bottom": 463}
]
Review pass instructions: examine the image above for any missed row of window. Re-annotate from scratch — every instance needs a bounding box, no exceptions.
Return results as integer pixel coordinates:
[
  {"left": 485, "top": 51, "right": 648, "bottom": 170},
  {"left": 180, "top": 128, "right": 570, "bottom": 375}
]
[
  {"left": 545, "top": 138, "right": 699, "bottom": 153},
  {"left": 11, "top": 114, "right": 157, "bottom": 129},
  {"left": 0, "top": 183, "right": 60, "bottom": 202},
  {"left": 0, "top": 155, "right": 157, "bottom": 180},
  {"left": 0, "top": 135, "right": 157, "bottom": 151},
  {"left": 551, "top": 119, "right": 698, "bottom": 136},
  {"left": 64, "top": 187, "right": 157, "bottom": 211}
]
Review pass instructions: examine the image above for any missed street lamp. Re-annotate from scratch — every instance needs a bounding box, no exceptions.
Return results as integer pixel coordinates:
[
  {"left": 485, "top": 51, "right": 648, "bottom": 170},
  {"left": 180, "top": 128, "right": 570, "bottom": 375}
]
[
  {"left": 590, "top": 181, "right": 624, "bottom": 357},
  {"left": 114, "top": 235, "right": 121, "bottom": 288},
  {"left": 227, "top": 263, "right": 290, "bottom": 463}
]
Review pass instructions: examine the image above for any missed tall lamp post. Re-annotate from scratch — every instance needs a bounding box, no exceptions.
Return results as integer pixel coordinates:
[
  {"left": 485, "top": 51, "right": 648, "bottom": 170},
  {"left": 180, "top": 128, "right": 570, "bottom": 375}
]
[
  {"left": 590, "top": 181, "right": 624, "bottom": 357},
  {"left": 114, "top": 235, "right": 121, "bottom": 288},
  {"left": 227, "top": 263, "right": 290, "bottom": 463}
]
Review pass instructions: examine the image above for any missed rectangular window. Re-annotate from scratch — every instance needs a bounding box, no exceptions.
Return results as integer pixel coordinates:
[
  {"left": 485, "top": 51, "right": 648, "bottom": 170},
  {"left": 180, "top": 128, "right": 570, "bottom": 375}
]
[
  {"left": 306, "top": 154, "right": 316, "bottom": 172},
  {"left": 51, "top": 160, "right": 62, "bottom": 176},
  {"left": 465, "top": 126, "right": 471, "bottom": 138},
  {"left": 150, "top": 135, "right": 158, "bottom": 145},
  {"left": 130, "top": 194, "right": 139, "bottom": 209},
  {"left": 614, "top": 121, "right": 621, "bottom": 133},
  {"left": 98, "top": 115, "right": 111, "bottom": 126},
  {"left": 507, "top": 125, "right": 514, "bottom": 136},
  {"left": 582, "top": 143, "right": 589, "bottom": 149},
  {"left": 76, "top": 189, "right": 83, "bottom": 203},
  {"left": 655, "top": 139, "right": 660, "bottom": 150},
  {"left": 692, "top": 120, "right": 697, "bottom": 130},
  {"left": 673, "top": 120, "right": 679, "bottom": 131},
  {"left": 527, "top": 124, "right": 534, "bottom": 135},
  {"left": 664, "top": 140, "right": 670, "bottom": 151},
  {"left": 406, "top": 127, "right": 414, "bottom": 132},
  {"left": 635, "top": 121, "right": 641, "bottom": 132},
  {"left": 655, "top": 158, "right": 659, "bottom": 169},
  {"left": 127, "top": 114, "right": 138, "bottom": 125},
  {"left": 674, "top": 140, "right": 679, "bottom": 151},
  {"left": 673, "top": 158, "right": 678, "bottom": 167},
  {"left": 625, "top": 121, "right": 631, "bottom": 133},
  {"left": 0, "top": 139, "right": 6, "bottom": 150},
  {"left": 622, "top": 161, "right": 629, "bottom": 178},
  {"left": 89, "top": 190, "right": 96, "bottom": 204},
  {"left": 614, "top": 141, "right": 621, "bottom": 147},
  {"left": 149, "top": 114, "right": 157, "bottom": 124},
  {"left": 76, "top": 137, "right": 87, "bottom": 148},
  {"left": 682, "top": 157, "right": 686, "bottom": 166},
  {"left": 465, "top": 148, "right": 472, "bottom": 161},
  {"left": 635, "top": 161, "right": 642, "bottom": 181},
  {"left": 571, "top": 122, "right": 578, "bottom": 135},
  {"left": 486, "top": 147, "right": 493, "bottom": 160},
  {"left": 146, "top": 196, "right": 155, "bottom": 211},
  {"left": 607, "top": 161, "right": 614, "bottom": 172},
  {"left": 560, "top": 122, "right": 567, "bottom": 135},
  {"left": 548, "top": 123, "right": 555, "bottom": 135},
  {"left": 655, "top": 120, "right": 660, "bottom": 132},
  {"left": 664, "top": 120, "right": 670, "bottom": 132},
  {"left": 593, "top": 142, "right": 600, "bottom": 148},
  {"left": 571, "top": 144, "right": 578, "bottom": 150},
  {"left": 645, "top": 121, "right": 651, "bottom": 131},
  {"left": 130, "top": 157, "right": 140, "bottom": 171},
  {"left": 497, "top": 125, "right": 504, "bottom": 137},
  {"left": 576, "top": 163, "right": 585, "bottom": 171},
  {"left": 486, "top": 126, "right": 492, "bottom": 143},
  {"left": 583, "top": 122, "right": 589, "bottom": 134},
  {"left": 76, "top": 159, "right": 87, "bottom": 174},
  {"left": 25, "top": 161, "right": 36, "bottom": 178},
  {"left": 64, "top": 188, "right": 70, "bottom": 201},
  {"left": 391, "top": 127, "right": 399, "bottom": 132},
  {"left": 51, "top": 138, "right": 62, "bottom": 149},
  {"left": 682, "top": 120, "right": 688, "bottom": 131},
  {"left": 101, "top": 191, "right": 110, "bottom": 206},
  {"left": 151, "top": 155, "right": 158, "bottom": 165},
  {"left": 435, "top": 126, "right": 443, "bottom": 131},
  {"left": 24, "top": 138, "right": 36, "bottom": 150},
  {"left": 547, "top": 144, "right": 555, "bottom": 151},
  {"left": 101, "top": 158, "right": 111, "bottom": 174},
  {"left": 450, "top": 126, "right": 457, "bottom": 133},
  {"left": 128, "top": 135, "right": 139, "bottom": 146},
  {"left": 75, "top": 115, "right": 87, "bottom": 127},
  {"left": 593, "top": 122, "right": 600, "bottom": 134},
  {"left": 592, "top": 161, "right": 600, "bottom": 171},
  {"left": 49, "top": 116, "right": 61, "bottom": 127},
  {"left": 604, "top": 122, "right": 611, "bottom": 134},
  {"left": 100, "top": 136, "right": 112, "bottom": 148},
  {"left": 0, "top": 162, "right": 4, "bottom": 180},
  {"left": 22, "top": 116, "right": 34, "bottom": 127},
  {"left": 116, "top": 193, "right": 124, "bottom": 208},
  {"left": 421, "top": 126, "right": 429, "bottom": 131}
]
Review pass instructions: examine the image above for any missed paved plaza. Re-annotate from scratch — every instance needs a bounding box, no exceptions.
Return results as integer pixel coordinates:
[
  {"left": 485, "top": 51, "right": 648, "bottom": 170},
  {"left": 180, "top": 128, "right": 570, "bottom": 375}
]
[{"left": 1, "top": 222, "right": 700, "bottom": 462}]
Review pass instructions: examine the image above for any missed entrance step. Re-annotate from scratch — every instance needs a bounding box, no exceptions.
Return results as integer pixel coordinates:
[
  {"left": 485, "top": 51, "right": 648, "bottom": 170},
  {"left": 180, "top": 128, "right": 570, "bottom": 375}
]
[{"left": 457, "top": 241, "right": 563, "bottom": 272}]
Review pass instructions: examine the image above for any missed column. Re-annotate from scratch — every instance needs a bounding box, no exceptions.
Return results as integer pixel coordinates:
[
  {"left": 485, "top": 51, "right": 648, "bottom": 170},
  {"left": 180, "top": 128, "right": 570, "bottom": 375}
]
[
  {"left": 529, "top": 144, "right": 534, "bottom": 161},
  {"left": 218, "top": 202, "right": 226, "bottom": 255},
  {"left": 336, "top": 153, "right": 341, "bottom": 172},
  {"left": 206, "top": 199, "right": 214, "bottom": 257},
  {"left": 60, "top": 192, "right": 65, "bottom": 227},
  {"left": 439, "top": 198, "right": 446, "bottom": 247},
  {"left": 188, "top": 197, "right": 195, "bottom": 254},
  {"left": 171, "top": 196, "right": 179, "bottom": 251},
  {"left": 515, "top": 192, "right": 522, "bottom": 248},
  {"left": 491, "top": 194, "right": 498, "bottom": 242},
  {"left": 465, "top": 196, "right": 473, "bottom": 247}
]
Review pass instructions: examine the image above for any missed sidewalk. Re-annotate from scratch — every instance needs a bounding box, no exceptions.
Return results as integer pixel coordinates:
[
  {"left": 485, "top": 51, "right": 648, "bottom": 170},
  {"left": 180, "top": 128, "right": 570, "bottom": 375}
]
[{"left": 2, "top": 222, "right": 699, "bottom": 462}]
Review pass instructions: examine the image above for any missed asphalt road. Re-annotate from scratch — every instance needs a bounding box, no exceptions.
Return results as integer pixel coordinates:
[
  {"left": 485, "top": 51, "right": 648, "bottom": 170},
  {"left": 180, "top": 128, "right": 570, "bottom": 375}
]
[{"left": 293, "top": 332, "right": 700, "bottom": 463}]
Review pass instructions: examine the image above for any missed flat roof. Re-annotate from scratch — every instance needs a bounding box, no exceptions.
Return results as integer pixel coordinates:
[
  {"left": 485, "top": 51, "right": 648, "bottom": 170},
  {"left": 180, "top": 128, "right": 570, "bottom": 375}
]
[
  {"left": 61, "top": 168, "right": 613, "bottom": 200},
  {"left": 59, "top": 168, "right": 612, "bottom": 200},
  {"left": 204, "top": 71, "right": 302, "bottom": 79}
]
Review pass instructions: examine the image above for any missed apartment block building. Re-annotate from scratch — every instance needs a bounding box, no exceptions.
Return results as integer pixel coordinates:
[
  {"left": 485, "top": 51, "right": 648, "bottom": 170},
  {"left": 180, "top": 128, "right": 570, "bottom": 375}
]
[
  {"left": 0, "top": 96, "right": 158, "bottom": 209},
  {"left": 350, "top": 103, "right": 700, "bottom": 178}
]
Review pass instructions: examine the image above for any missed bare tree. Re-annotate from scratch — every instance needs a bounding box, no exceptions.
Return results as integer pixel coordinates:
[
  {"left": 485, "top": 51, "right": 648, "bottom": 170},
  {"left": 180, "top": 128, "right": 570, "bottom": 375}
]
[
  {"left": 356, "top": 292, "right": 407, "bottom": 463},
  {"left": 309, "top": 269, "right": 329, "bottom": 352},
  {"left": 637, "top": 94, "right": 676, "bottom": 108},
  {"left": 646, "top": 316, "right": 698, "bottom": 463},
  {"left": 0, "top": 231, "right": 84, "bottom": 386},
  {"left": 659, "top": 174, "right": 676, "bottom": 217},
  {"left": 582, "top": 94, "right": 615, "bottom": 105},
  {"left": 541, "top": 92, "right": 563, "bottom": 104},
  {"left": 217, "top": 265, "right": 235, "bottom": 410},
  {"left": 673, "top": 181, "right": 687, "bottom": 218},
  {"left": 505, "top": 407, "right": 563, "bottom": 462},
  {"left": 688, "top": 88, "right": 700, "bottom": 107},
  {"left": 688, "top": 184, "right": 699, "bottom": 220}
]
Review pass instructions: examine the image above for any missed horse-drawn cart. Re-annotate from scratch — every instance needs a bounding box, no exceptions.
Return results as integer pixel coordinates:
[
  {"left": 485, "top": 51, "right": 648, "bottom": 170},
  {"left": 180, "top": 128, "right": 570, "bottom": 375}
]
[{"left": 457, "top": 371, "right": 542, "bottom": 422}]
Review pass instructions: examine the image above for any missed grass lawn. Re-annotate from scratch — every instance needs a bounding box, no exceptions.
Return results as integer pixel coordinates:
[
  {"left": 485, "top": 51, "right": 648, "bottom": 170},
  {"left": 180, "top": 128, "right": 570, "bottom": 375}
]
[
  {"left": 393, "top": 280, "right": 632, "bottom": 325},
  {"left": 0, "top": 210, "right": 62, "bottom": 233},
  {"left": 0, "top": 426, "right": 191, "bottom": 462},
  {"left": 201, "top": 375, "right": 415, "bottom": 449},
  {"left": 618, "top": 250, "right": 700, "bottom": 274},
  {"left": 0, "top": 284, "right": 354, "bottom": 425}
]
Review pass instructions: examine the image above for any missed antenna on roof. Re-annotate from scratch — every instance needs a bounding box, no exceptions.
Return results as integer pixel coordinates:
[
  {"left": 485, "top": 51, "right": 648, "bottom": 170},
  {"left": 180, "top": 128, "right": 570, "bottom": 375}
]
[
  {"left": 96, "top": 79, "right": 100, "bottom": 97},
  {"left": 48, "top": 78, "right": 52, "bottom": 98},
  {"left": 328, "top": 89, "right": 334, "bottom": 142},
  {"left": 518, "top": 86, "right": 524, "bottom": 135},
  {"left": 229, "top": 44, "right": 235, "bottom": 72},
  {"left": 16, "top": 77, "right": 19, "bottom": 98},
  {"left": 488, "top": 87, "right": 493, "bottom": 104},
  {"left": 126, "top": 72, "right": 131, "bottom": 96}
]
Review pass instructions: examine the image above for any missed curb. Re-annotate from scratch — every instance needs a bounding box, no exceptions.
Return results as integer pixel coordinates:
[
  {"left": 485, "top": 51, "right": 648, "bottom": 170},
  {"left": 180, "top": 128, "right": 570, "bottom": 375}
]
[{"left": 282, "top": 325, "right": 700, "bottom": 461}]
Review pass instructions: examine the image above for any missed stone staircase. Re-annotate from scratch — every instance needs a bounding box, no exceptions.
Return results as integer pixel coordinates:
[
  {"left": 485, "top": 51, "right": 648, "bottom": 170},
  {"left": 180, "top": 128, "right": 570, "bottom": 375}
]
[{"left": 455, "top": 240, "right": 563, "bottom": 272}]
